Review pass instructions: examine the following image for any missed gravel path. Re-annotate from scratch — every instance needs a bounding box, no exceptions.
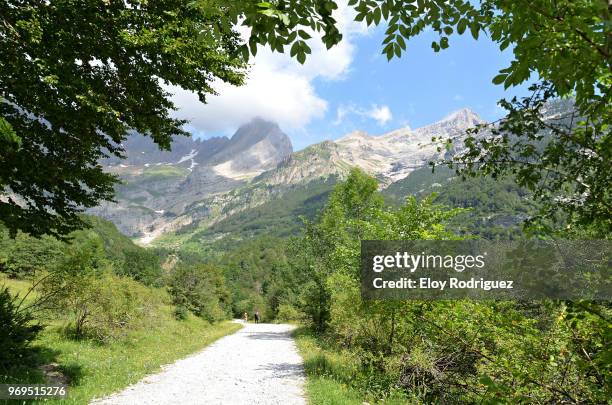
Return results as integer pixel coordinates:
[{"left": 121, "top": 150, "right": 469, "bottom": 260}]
[{"left": 91, "top": 322, "right": 306, "bottom": 405}]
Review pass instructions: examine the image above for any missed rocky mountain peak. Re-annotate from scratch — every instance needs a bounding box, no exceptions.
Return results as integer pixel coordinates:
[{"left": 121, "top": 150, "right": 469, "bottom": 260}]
[
  {"left": 210, "top": 117, "right": 292, "bottom": 165},
  {"left": 438, "top": 108, "right": 485, "bottom": 129},
  {"left": 338, "top": 130, "right": 370, "bottom": 142}
]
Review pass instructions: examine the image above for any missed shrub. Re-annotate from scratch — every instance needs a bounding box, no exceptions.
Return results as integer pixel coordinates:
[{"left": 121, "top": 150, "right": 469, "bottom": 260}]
[
  {"left": 87, "top": 273, "right": 162, "bottom": 342},
  {"left": 0, "top": 287, "right": 43, "bottom": 370},
  {"left": 167, "top": 264, "right": 230, "bottom": 323},
  {"left": 44, "top": 270, "right": 162, "bottom": 343},
  {"left": 41, "top": 235, "right": 162, "bottom": 342},
  {"left": 173, "top": 305, "right": 189, "bottom": 320},
  {"left": 0, "top": 228, "right": 62, "bottom": 279},
  {"left": 276, "top": 304, "right": 301, "bottom": 322}
]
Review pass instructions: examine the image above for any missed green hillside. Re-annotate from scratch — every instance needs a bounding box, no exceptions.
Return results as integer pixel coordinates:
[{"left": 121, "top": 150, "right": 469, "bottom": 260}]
[
  {"left": 383, "top": 166, "right": 537, "bottom": 239},
  {"left": 0, "top": 215, "right": 163, "bottom": 285},
  {"left": 173, "top": 178, "right": 338, "bottom": 253}
]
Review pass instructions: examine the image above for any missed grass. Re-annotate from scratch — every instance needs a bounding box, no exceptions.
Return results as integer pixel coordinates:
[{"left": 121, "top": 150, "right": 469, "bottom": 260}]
[
  {"left": 1, "top": 275, "right": 241, "bottom": 404},
  {"left": 293, "top": 328, "right": 409, "bottom": 405},
  {"left": 140, "top": 165, "right": 190, "bottom": 180},
  {"left": 294, "top": 328, "right": 364, "bottom": 405}
]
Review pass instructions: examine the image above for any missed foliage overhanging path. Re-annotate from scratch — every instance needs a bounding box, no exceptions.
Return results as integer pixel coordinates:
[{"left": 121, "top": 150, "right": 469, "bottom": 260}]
[{"left": 90, "top": 321, "right": 306, "bottom": 405}]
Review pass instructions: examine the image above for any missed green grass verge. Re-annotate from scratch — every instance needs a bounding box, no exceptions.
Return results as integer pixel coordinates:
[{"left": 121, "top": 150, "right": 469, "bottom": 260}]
[
  {"left": 294, "top": 328, "right": 408, "bottom": 405},
  {"left": 294, "top": 328, "right": 364, "bottom": 405},
  {"left": 1, "top": 275, "right": 241, "bottom": 404}
]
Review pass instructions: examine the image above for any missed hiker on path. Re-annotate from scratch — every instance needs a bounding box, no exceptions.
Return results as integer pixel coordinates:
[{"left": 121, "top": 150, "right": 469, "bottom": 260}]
[{"left": 254, "top": 310, "right": 260, "bottom": 324}]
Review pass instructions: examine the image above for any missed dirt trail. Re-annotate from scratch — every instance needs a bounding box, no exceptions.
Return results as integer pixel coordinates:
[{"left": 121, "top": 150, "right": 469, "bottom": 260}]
[{"left": 91, "top": 322, "right": 306, "bottom": 405}]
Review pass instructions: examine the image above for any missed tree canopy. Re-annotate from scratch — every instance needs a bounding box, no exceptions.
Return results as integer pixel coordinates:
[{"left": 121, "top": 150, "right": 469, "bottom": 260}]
[{"left": 1, "top": 1, "right": 245, "bottom": 237}]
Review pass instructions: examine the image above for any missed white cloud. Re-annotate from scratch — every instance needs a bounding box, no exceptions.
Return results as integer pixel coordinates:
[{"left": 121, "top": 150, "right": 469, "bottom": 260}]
[
  {"left": 368, "top": 105, "right": 393, "bottom": 125},
  {"left": 168, "top": 1, "right": 370, "bottom": 135},
  {"left": 453, "top": 94, "right": 464, "bottom": 101},
  {"left": 333, "top": 103, "right": 394, "bottom": 127}
]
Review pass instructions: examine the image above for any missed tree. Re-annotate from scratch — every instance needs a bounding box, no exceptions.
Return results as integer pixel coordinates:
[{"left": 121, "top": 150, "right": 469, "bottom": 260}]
[
  {"left": 167, "top": 263, "right": 230, "bottom": 322},
  {"left": 294, "top": 169, "right": 611, "bottom": 403},
  {"left": 0, "top": 225, "right": 63, "bottom": 278},
  {"left": 296, "top": 168, "right": 461, "bottom": 331},
  {"left": 1, "top": 1, "right": 245, "bottom": 237},
  {"left": 40, "top": 234, "right": 109, "bottom": 337}
]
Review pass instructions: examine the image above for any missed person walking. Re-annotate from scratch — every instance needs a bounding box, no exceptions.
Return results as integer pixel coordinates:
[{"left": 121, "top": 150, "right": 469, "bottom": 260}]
[
  {"left": 243, "top": 312, "right": 248, "bottom": 322},
  {"left": 254, "top": 310, "right": 260, "bottom": 324}
]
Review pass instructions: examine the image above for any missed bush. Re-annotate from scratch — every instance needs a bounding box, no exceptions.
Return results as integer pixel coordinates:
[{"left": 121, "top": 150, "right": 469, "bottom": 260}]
[
  {"left": 86, "top": 272, "right": 162, "bottom": 342},
  {"left": 0, "top": 287, "right": 43, "bottom": 370},
  {"left": 41, "top": 236, "right": 162, "bottom": 342},
  {"left": 0, "top": 228, "right": 62, "bottom": 279},
  {"left": 276, "top": 304, "right": 301, "bottom": 322},
  {"left": 167, "top": 264, "right": 230, "bottom": 323},
  {"left": 44, "top": 269, "right": 162, "bottom": 343},
  {"left": 173, "top": 305, "right": 189, "bottom": 320}
]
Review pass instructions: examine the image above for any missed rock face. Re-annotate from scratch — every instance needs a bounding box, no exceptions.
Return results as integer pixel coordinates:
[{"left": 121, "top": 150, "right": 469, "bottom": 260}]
[
  {"left": 91, "top": 109, "right": 485, "bottom": 243},
  {"left": 334, "top": 108, "right": 484, "bottom": 183},
  {"left": 90, "top": 118, "right": 293, "bottom": 239}
]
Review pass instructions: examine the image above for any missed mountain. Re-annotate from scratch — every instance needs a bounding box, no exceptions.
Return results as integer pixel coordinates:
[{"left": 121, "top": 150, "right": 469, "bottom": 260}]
[
  {"left": 91, "top": 109, "right": 486, "bottom": 245},
  {"left": 90, "top": 118, "right": 292, "bottom": 240},
  {"left": 333, "top": 108, "right": 483, "bottom": 183}
]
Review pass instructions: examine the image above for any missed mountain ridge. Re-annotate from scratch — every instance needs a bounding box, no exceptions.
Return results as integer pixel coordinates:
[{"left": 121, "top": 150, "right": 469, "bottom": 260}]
[{"left": 91, "top": 109, "right": 486, "bottom": 244}]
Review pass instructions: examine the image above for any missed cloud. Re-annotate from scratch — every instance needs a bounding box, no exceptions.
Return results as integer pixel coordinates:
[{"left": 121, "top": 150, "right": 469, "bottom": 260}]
[
  {"left": 168, "top": 1, "right": 369, "bottom": 136},
  {"left": 169, "top": 62, "right": 328, "bottom": 134},
  {"left": 368, "top": 105, "right": 393, "bottom": 125},
  {"left": 333, "top": 103, "right": 394, "bottom": 127},
  {"left": 453, "top": 94, "right": 464, "bottom": 101}
]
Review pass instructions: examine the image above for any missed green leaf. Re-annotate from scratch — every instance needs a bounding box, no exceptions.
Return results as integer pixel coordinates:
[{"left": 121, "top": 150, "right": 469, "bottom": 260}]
[
  {"left": 0, "top": 117, "right": 21, "bottom": 147},
  {"left": 259, "top": 9, "right": 276, "bottom": 17},
  {"left": 470, "top": 23, "right": 479, "bottom": 40},
  {"left": 298, "top": 30, "right": 311, "bottom": 39},
  {"left": 381, "top": 3, "right": 389, "bottom": 20},
  {"left": 290, "top": 41, "right": 300, "bottom": 57},
  {"left": 297, "top": 51, "right": 306, "bottom": 64},
  {"left": 373, "top": 7, "right": 382, "bottom": 25},
  {"left": 249, "top": 38, "right": 258, "bottom": 56},
  {"left": 480, "top": 375, "right": 495, "bottom": 387},
  {"left": 500, "top": 39, "right": 510, "bottom": 51},
  {"left": 492, "top": 74, "right": 507, "bottom": 85},
  {"left": 279, "top": 13, "right": 290, "bottom": 26},
  {"left": 457, "top": 18, "right": 467, "bottom": 35}
]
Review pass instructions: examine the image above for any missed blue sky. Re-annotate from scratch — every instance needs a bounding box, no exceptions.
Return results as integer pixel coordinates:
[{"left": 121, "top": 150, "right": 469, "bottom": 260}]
[
  {"left": 171, "top": 6, "right": 530, "bottom": 151},
  {"left": 298, "top": 26, "right": 528, "bottom": 149}
]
